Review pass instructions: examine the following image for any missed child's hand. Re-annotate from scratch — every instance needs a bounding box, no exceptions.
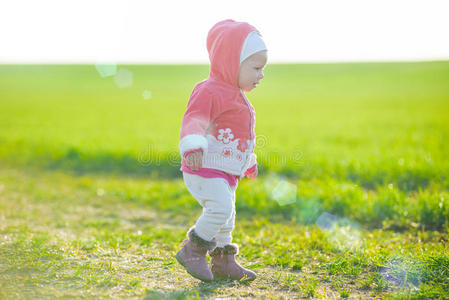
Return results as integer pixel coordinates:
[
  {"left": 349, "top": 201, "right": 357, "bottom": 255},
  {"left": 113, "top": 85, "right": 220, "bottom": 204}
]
[
  {"left": 244, "top": 164, "right": 258, "bottom": 180},
  {"left": 185, "top": 151, "right": 203, "bottom": 170}
]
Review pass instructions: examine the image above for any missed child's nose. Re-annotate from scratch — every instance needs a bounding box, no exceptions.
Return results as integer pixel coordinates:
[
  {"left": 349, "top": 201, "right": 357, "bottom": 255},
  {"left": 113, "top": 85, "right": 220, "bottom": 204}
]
[{"left": 259, "top": 71, "right": 264, "bottom": 80}]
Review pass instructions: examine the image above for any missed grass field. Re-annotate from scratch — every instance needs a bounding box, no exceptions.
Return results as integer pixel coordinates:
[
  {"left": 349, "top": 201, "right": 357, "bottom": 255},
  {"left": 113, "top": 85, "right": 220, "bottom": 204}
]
[{"left": 0, "top": 62, "right": 448, "bottom": 299}]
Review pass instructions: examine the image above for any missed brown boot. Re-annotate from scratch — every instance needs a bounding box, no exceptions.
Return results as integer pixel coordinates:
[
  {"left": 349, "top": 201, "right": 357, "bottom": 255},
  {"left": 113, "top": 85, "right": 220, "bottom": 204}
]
[
  {"left": 175, "top": 227, "right": 216, "bottom": 282},
  {"left": 209, "top": 244, "right": 257, "bottom": 281}
]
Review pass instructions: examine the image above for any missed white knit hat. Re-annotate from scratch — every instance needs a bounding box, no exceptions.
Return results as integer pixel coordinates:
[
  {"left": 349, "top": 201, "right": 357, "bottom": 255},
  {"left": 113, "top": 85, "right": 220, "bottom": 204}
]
[{"left": 240, "top": 31, "right": 267, "bottom": 64}]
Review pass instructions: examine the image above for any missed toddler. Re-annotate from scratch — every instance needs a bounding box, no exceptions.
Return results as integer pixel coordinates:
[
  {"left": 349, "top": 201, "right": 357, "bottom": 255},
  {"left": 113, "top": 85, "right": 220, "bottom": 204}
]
[{"left": 175, "top": 19, "right": 267, "bottom": 282}]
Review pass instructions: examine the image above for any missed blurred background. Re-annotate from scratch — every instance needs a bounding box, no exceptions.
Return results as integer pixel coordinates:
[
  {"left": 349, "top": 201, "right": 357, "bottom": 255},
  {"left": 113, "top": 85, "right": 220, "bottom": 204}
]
[{"left": 0, "top": 0, "right": 448, "bottom": 229}]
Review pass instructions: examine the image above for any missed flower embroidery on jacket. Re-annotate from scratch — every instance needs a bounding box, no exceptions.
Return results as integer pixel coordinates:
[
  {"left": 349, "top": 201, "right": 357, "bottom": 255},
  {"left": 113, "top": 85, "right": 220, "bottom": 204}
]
[
  {"left": 222, "top": 148, "right": 232, "bottom": 157},
  {"left": 217, "top": 128, "right": 234, "bottom": 144},
  {"left": 237, "top": 139, "right": 248, "bottom": 152}
]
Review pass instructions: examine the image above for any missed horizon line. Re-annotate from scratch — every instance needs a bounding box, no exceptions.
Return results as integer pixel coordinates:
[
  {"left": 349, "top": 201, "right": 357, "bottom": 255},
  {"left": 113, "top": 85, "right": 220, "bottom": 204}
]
[{"left": 1, "top": 58, "right": 448, "bottom": 65}]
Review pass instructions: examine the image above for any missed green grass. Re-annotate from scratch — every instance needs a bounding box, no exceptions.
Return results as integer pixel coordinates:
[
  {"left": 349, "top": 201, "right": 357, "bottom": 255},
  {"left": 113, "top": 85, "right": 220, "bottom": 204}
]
[
  {"left": 0, "top": 61, "right": 448, "bottom": 298},
  {"left": 0, "top": 167, "right": 447, "bottom": 299},
  {"left": 0, "top": 63, "right": 448, "bottom": 188}
]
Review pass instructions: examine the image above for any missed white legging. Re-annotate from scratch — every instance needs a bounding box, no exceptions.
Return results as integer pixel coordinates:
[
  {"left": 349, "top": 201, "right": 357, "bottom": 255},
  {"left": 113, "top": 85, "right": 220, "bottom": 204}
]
[{"left": 183, "top": 172, "right": 237, "bottom": 247}]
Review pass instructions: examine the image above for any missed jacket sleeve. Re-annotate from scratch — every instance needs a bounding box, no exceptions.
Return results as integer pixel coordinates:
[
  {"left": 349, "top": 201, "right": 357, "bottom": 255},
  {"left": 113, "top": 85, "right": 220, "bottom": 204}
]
[{"left": 179, "top": 87, "right": 213, "bottom": 157}]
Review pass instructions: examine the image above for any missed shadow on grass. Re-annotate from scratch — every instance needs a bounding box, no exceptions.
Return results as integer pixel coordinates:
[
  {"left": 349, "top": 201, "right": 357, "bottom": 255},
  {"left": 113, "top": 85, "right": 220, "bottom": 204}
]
[
  {"left": 46, "top": 147, "right": 181, "bottom": 179},
  {"left": 8, "top": 145, "right": 439, "bottom": 193}
]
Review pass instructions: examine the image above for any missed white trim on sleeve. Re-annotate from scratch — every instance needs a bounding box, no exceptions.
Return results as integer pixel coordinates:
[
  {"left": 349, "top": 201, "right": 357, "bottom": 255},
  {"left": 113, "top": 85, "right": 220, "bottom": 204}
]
[{"left": 179, "top": 134, "right": 208, "bottom": 156}]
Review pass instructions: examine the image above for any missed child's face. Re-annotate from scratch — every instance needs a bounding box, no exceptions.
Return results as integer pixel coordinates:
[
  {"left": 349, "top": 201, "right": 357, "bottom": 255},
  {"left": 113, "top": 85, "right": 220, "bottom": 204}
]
[{"left": 238, "top": 50, "right": 268, "bottom": 92}]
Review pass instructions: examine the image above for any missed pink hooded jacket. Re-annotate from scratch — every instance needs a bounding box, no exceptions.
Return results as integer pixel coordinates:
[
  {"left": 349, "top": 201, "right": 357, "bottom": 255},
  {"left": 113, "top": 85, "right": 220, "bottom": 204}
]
[{"left": 179, "top": 19, "right": 259, "bottom": 180}]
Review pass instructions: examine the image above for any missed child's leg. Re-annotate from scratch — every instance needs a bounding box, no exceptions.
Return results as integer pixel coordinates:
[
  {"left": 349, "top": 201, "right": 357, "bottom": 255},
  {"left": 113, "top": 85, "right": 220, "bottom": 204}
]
[
  {"left": 214, "top": 184, "right": 237, "bottom": 247},
  {"left": 183, "top": 173, "right": 234, "bottom": 242},
  {"left": 207, "top": 183, "right": 256, "bottom": 281}
]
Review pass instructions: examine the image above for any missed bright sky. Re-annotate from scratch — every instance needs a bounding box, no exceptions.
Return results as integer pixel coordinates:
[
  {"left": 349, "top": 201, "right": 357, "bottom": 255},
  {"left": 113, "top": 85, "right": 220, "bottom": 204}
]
[{"left": 1, "top": 0, "right": 448, "bottom": 64}]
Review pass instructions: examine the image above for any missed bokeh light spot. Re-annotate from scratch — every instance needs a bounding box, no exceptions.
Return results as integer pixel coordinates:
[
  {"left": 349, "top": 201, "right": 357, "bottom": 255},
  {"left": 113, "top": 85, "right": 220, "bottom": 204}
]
[
  {"left": 316, "top": 212, "right": 363, "bottom": 251},
  {"left": 316, "top": 212, "right": 337, "bottom": 232},
  {"left": 380, "top": 256, "right": 423, "bottom": 291},
  {"left": 114, "top": 68, "right": 133, "bottom": 88},
  {"left": 264, "top": 173, "right": 297, "bottom": 206},
  {"left": 96, "top": 188, "right": 105, "bottom": 197},
  {"left": 95, "top": 63, "right": 117, "bottom": 77},
  {"left": 142, "top": 90, "right": 152, "bottom": 100}
]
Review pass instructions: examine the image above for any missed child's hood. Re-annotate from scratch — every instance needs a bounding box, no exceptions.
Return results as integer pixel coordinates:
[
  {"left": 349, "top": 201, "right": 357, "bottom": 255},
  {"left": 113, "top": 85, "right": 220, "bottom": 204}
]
[{"left": 207, "top": 19, "right": 259, "bottom": 89}]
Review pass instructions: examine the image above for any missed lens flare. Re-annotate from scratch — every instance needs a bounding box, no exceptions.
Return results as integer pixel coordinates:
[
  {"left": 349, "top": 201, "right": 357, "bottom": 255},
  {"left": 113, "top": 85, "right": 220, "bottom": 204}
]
[
  {"left": 316, "top": 212, "right": 363, "bottom": 251},
  {"left": 114, "top": 68, "right": 133, "bottom": 88},
  {"left": 142, "top": 90, "right": 152, "bottom": 100},
  {"left": 95, "top": 63, "right": 117, "bottom": 77},
  {"left": 316, "top": 212, "right": 337, "bottom": 231},
  {"left": 96, "top": 188, "right": 105, "bottom": 197},
  {"left": 379, "top": 256, "right": 423, "bottom": 291},
  {"left": 264, "top": 173, "right": 297, "bottom": 206}
]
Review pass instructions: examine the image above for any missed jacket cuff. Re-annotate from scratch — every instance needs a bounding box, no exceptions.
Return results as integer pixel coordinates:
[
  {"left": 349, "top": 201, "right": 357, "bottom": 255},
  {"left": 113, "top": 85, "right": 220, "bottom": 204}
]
[
  {"left": 240, "top": 153, "right": 257, "bottom": 177},
  {"left": 179, "top": 134, "right": 208, "bottom": 157},
  {"left": 183, "top": 148, "right": 203, "bottom": 158}
]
